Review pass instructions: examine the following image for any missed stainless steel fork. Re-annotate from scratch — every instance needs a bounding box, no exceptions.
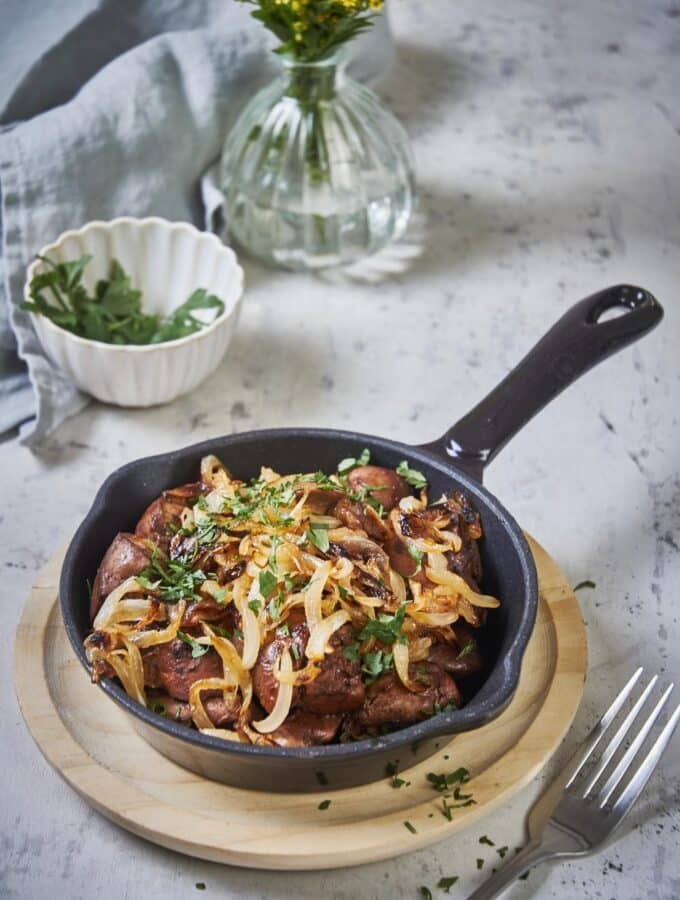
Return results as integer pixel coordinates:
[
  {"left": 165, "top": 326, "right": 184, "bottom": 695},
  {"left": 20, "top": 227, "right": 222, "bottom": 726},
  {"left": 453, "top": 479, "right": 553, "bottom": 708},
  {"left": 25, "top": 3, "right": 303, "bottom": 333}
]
[{"left": 468, "top": 669, "right": 680, "bottom": 899}]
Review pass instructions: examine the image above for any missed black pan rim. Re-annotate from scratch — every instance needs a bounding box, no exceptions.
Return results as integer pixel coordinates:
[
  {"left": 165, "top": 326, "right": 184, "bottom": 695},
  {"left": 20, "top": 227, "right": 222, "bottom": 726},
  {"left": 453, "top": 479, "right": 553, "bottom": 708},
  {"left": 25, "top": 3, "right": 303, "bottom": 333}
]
[{"left": 59, "top": 426, "right": 538, "bottom": 763}]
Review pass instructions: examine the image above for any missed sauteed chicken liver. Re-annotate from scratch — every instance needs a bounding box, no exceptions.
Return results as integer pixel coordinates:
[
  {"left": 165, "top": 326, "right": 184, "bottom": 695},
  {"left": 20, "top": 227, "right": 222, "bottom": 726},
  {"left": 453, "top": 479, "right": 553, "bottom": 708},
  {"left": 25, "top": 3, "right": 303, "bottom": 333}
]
[{"left": 85, "top": 451, "right": 500, "bottom": 747}]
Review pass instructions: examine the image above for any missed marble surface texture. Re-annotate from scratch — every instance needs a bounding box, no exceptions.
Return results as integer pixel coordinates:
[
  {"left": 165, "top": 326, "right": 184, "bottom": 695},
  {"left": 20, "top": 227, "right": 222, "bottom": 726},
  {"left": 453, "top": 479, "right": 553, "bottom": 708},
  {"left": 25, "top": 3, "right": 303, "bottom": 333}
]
[{"left": 2, "top": 0, "right": 679, "bottom": 898}]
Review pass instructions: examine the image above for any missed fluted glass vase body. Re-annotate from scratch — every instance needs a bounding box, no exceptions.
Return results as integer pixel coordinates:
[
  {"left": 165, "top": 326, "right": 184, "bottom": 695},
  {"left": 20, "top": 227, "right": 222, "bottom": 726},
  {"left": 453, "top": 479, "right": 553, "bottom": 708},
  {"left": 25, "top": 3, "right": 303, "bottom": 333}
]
[{"left": 220, "top": 53, "right": 415, "bottom": 270}]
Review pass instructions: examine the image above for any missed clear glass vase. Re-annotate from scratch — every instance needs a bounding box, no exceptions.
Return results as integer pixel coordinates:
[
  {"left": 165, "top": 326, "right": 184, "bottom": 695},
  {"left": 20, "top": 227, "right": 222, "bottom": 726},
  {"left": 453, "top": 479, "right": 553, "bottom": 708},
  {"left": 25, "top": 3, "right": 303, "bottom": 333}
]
[{"left": 219, "top": 51, "right": 416, "bottom": 270}]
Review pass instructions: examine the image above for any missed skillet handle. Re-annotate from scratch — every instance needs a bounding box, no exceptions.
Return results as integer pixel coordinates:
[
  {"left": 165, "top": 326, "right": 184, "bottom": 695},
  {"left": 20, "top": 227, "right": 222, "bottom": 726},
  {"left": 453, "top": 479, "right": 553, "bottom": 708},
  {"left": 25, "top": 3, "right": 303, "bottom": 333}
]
[{"left": 418, "top": 285, "right": 663, "bottom": 481}]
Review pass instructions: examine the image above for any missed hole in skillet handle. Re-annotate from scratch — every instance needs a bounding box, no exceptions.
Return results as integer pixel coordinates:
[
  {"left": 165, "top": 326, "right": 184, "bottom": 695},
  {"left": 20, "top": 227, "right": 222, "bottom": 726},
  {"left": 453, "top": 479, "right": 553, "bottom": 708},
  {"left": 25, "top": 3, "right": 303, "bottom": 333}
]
[{"left": 585, "top": 284, "right": 661, "bottom": 325}]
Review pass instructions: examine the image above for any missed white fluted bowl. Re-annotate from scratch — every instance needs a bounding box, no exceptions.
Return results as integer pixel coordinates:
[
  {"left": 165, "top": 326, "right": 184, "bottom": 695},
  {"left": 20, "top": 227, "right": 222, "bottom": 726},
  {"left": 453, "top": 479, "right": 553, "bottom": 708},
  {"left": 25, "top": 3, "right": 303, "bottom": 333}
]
[{"left": 24, "top": 218, "right": 244, "bottom": 407}]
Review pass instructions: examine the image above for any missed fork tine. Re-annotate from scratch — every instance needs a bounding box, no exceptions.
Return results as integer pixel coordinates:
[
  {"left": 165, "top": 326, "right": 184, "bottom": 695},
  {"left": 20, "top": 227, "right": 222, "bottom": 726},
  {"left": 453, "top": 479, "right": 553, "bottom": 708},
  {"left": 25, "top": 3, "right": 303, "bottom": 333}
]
[
  {"left": 564, "top": 667, "right": 643, "bottom": 788},
  {"left": 608, "top": 701, "right": 680, "bottom": 825},
  {"left": 581, "top": 674, "right": 658, "bottom": 796},
  {"left": 598, "top": 683, "right": 674, "bottom": 806}
]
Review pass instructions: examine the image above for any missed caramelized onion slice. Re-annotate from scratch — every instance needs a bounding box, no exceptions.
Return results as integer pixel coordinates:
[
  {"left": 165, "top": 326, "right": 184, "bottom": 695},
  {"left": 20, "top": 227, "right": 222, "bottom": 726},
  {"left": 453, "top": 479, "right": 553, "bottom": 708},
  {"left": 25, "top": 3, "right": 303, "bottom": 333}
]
[
  {"left": 253, "top": 649, "right": 293, "bottom": 733},
  {"left": 305, "top": 609, "right": 351, "bottom": 662},
  {"left": 129, "top": 600, "right": 186, "bottom": 649},
  {"left": 275, "top": 663, "right": 322, "bottom": 686},
  {"left": 96, "top": 636, "right": 146, "bottom": 706},
  {"left": 233, "top": 576, "right": 262, "bottom": 669},
  {"left": 202, "top": 625, "right": 253, "bottom": 716},
  {"left": 189, "top": 677, "right": 238, "bottom": 730},
  {"left": 93, "top": 577, "right": 145, "bottom": 630},
  {"left": 303, "top": 559, "right": 333, "bottom": 630},
  {"left": 393, "top": 641, "right": 427, "bottom": 693},
  {"left": 200, "top": 454, "right": 233, "bottom": 492},
  {"left": 425, "top": 568, "right": 500, "bottom": 608}
]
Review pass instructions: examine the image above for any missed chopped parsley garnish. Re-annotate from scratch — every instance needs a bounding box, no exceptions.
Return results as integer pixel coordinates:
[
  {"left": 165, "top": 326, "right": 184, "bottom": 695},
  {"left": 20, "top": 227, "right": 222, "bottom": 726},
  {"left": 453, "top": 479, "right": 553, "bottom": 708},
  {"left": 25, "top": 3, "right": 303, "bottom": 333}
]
[
  {"left": 479, "top": 835, "right": 495, "bottom": 846},
  {"left": 456, "top": 640, "right": 475, "bottom": 659},
  {"left": 497, "top": 846, "right": 509, "bottom": 858},
  {"left": 317, "top": 799, "right": 331, "bottom": 810},
  {"left": 432, "top": 701, "right": 458, "bottom": 715},
  {"left": 358, "top": 605, "right": 407, "bottom": 646},
  {"left": 291, "top": 644, "right": 301, "bottom": 661},
  {"left": 384, "top": 760, "right": 410, "bottom": 787},
  {"left": 476, "top": 858, "right": 484, "bottom": 870},
  {"left": 452, "top": 785, "right": 474, "bottom": 803},
  {"left": 307, "top": 522, "right": 330, "bottom": 553},
  {"left": 278, "top": 622, "right": 290, "bottom": 636},
  {"left": 440, "top": 798, "right": 453, "bottom": 821},
  {"left": 141, "top": 548, "right": 207, "bottom": 603},
  {"left": 267, "top": 595, "right": 283, "bottom": 621},
  {"left": 195, "top": 884, "right": 206, "bottom": 891},
  {"left": 248, "top": 598, "right": 262, "bottom": 616},
  {"left": 360, "top": 649, "right": 393, "bottom": 684},
  {"left": 418, "top": 888, "right": 432, "bottom": 900},
  {"left": 437, "top": 877, "right": 459, "bottom": 893},
  {"left": 177, "top": 631, "right": 209, "bottom": 658},
  {"left": 574, "top": 579, "right": 596, "bottom": 591},
  {"left": 259, "top": 568, "right": 278, "bottom": 598},
  {"left": 426, "top": 768, "right": 470, "bottom": 793},
  {"left": 211, "top": 586, "right": 227, "bottom": 604},
  {"left": 151, "top": 702, "right": 166, "bottom": 716},
  {"left": 407, "top": 544, "right": 424, "bottom": 573},
  {"left": 395, "top": 460, "right": 427, "bottom": 490},
  {"left": 337, "top": 448, "right": 370, "bottom": 474},
  {"left": 342, "top": 642, "right": 360, "bottom": 663},
  {"left": 403, "top": 820, "right": 417, "bottom": 834},
  {"left": 268, "top": 535, "right": 282, "bottom": 569}
]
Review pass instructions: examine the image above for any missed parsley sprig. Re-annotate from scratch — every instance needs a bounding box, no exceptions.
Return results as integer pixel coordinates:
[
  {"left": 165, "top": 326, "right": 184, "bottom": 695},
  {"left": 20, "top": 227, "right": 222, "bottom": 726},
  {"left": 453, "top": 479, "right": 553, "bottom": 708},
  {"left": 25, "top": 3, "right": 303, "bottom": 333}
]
[
  {"left": 358, "top": 605, "right": 408, "bottom": 646},
  {"left": 22, "top": 255, "right": 225, "bottom": 346}
]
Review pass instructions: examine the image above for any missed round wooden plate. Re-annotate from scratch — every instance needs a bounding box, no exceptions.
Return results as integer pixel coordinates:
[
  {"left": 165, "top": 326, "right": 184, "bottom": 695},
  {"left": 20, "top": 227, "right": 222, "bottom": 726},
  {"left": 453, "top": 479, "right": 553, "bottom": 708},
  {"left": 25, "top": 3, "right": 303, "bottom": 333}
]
[{"left": 14, "top": 536, "right": 587, "bottom": 870}]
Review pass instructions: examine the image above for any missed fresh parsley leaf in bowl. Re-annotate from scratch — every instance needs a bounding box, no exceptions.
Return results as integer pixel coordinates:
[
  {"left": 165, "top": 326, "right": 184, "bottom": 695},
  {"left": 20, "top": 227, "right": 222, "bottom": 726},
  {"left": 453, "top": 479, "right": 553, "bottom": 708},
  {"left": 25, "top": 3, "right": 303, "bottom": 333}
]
[
  {"left": 22, "top": 255, "right": 225, "bottom": 346},
  {"left": 22, "top": 217, "right": 244, "bottom": 407}
]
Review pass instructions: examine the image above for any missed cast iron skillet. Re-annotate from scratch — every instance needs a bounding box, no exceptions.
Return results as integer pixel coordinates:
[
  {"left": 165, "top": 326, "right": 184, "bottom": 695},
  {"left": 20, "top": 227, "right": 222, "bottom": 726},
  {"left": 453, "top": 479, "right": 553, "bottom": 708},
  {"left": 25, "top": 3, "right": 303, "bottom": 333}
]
[{"left": 60, "top": 285, "right": 662, "bottom": 792}]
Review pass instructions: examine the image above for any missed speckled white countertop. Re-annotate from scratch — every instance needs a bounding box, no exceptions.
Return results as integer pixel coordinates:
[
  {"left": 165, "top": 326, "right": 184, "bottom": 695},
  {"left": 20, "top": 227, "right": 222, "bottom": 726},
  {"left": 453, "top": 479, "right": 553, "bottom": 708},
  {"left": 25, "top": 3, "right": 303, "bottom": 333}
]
[{"left": 2, "top": 1, "right": 679, "bottom": 898}]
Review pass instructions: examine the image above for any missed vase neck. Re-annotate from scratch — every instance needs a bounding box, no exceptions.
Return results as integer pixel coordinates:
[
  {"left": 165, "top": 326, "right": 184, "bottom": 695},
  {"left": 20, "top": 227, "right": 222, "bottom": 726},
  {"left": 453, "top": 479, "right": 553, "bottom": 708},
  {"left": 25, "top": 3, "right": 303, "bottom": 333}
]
[{"left": 282, "top": 53, "right": 348, "bottom": 103}]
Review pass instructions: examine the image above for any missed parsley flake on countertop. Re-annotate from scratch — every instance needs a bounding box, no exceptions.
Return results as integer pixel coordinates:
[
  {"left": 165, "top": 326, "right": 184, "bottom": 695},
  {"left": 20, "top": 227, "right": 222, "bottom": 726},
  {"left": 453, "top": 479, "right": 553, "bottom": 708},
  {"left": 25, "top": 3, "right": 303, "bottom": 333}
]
[
  {"left": 21, "top": 255, "right": 224, "bottom": 346},
  {"left": 437, "top": 876, "right": 459, "bottom": 892},
  {"left": 318, "top": 799, "right": 331, "bottom": 810},
  {"left": 418, "top": 887, "right": 433, "bottom": 900},
  {"left": 574, "top": 579, "right": 597, "bottom": 591},
  {"left": 479, "top": 834, "right": 495, "bottom": 846},
  {"left": 404, "top": 820, "right": 417, "bottom": 834}
]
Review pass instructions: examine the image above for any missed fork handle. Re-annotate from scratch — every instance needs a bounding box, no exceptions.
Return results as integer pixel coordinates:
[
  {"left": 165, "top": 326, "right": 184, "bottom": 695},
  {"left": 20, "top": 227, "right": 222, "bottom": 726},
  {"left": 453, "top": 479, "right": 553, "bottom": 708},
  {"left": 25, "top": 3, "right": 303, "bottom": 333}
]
[{"left": 465, "top": 840, "right": 559, "bottom": 900}]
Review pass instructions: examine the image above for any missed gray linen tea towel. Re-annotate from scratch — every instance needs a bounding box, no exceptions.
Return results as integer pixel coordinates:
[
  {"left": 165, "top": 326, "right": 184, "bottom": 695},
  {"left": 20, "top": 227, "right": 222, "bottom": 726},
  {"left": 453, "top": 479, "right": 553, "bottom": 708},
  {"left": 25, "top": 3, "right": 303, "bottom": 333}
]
[{"left": 0, "top": 1, "right": 392, "bottom": 447}]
